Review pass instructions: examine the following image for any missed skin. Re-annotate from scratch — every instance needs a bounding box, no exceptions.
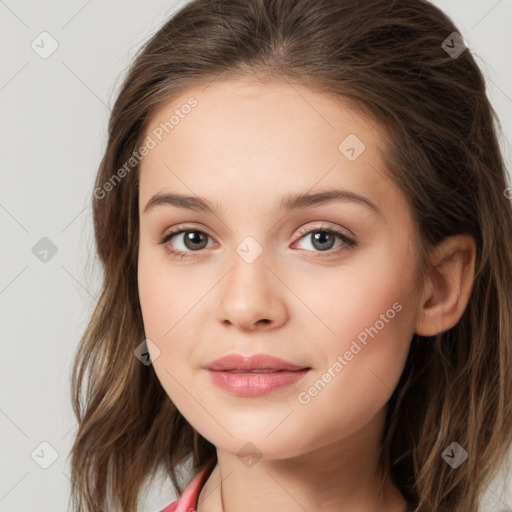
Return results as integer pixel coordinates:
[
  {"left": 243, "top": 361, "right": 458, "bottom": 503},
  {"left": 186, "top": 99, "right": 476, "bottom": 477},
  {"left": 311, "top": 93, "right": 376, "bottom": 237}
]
[{"left": 137, "top": 77, "right": 476, "bottom": 512}]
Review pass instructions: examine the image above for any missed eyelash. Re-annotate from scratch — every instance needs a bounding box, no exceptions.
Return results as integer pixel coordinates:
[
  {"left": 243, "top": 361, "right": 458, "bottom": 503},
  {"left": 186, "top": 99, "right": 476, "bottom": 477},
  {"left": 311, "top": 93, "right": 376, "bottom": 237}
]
[{"left": 159, "top": 223, "right": 357, "bottom": 261}]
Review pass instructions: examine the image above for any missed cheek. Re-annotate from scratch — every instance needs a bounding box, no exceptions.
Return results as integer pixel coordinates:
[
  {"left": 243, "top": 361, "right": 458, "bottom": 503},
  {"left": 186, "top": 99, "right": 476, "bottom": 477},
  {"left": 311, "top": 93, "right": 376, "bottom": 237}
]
[
  {"left": 137, "top": 250, "right": 180, "bottom": 370},
  {"left": 290, "top": 240, "right": 416, "bottom": 350},
  {"left": 137, "top": 250, "right": 209, "bottom": 406},
  {"left": 291, "top": 248, "right": 416, "bottom": 422},
  {"left": 137, "top": 245, "right": 196, "bottom": 336},
  {"left": 137, "top": 270, "right": 170, "bottom": 339}
]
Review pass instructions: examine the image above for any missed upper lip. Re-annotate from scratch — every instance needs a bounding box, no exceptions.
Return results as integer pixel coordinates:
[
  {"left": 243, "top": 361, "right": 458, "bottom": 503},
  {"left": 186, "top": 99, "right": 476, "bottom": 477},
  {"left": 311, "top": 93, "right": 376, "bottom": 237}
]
[{"left": 203, "top": 353, "right": 310, "bottom": 372}]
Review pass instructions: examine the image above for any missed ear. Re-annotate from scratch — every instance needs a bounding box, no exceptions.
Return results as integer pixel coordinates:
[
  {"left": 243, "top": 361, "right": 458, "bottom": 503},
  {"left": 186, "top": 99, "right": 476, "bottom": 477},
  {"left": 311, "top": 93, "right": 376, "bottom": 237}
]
[{"left": 414, "top": 234, "right": 476, "bottom": 336}]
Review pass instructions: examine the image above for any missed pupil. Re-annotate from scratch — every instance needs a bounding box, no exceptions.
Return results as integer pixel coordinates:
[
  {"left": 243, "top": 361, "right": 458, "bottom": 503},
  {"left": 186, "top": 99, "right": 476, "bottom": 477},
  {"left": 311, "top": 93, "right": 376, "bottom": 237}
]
[
  {"left": 313, "top": 231, "right": 334, "bottom": 250},
  {"left": 185, "top": 231, "right": 207, "bottom": 250}
]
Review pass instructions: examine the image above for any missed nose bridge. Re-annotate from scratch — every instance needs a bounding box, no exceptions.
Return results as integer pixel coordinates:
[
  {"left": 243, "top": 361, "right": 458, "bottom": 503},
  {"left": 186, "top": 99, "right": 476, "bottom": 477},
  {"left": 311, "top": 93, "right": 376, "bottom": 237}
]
[
  {"left": 216, "top": 234, "right": 288, "bottom": 329},
  {"left": 225, "top": 234, "right": 273, "bottom": 303}
]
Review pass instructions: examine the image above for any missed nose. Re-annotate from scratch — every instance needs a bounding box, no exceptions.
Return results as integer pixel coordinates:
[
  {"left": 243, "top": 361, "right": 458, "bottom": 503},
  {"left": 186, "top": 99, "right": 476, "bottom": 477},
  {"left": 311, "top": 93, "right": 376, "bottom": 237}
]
[{"left": 215, "top": 247, "right": 289, "bottom": 332}]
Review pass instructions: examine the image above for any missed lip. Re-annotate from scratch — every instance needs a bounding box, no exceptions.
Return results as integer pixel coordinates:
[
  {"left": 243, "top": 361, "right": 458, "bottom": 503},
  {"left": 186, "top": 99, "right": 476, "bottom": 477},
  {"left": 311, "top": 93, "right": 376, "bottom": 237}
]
[
  {"left": 203, "top": 353, "right": 311, "bottom": 397},
  {"left": 202, "top": 353, "right": 310, "bottom": 372}
]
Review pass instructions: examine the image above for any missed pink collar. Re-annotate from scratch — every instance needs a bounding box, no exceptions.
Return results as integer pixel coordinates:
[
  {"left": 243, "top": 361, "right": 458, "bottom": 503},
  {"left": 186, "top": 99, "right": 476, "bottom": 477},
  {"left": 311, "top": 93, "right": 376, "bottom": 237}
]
[{"left": 160, "top": 461, "right": 216, "bottom": 512}]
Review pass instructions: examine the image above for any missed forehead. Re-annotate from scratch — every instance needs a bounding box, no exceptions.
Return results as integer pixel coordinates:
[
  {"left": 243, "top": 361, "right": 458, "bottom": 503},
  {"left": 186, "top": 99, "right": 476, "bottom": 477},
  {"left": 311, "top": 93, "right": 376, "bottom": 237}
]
[
  {"left": 138, "top": 77, "right": 405, "bottom": 219},
  {"left": 143, "top": 77, "right": 379, "bottom": 151}
]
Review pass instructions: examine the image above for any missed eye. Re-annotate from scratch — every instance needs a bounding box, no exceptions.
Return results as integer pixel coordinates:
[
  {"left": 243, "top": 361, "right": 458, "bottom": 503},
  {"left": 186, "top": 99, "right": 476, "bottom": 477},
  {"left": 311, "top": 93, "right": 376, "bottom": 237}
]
[
  {"left": 159, "top": 223, "right": 357, "bottom": 260},
  {"left": 293, "top": 224, "right": 357, "bottom": 257},
  {"left": 159, "top": 226, "right": 216, "bottom": 260}
]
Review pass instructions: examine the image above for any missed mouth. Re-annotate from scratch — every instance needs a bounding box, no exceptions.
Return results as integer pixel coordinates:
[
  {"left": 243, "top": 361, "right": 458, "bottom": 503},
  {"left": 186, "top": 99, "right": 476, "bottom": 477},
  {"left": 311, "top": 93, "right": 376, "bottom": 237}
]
[
  {"left": 211, "top": 368, "right": 309, "bottom": 373},
  {"left": 203, "top": 353, "right": 310, "bottom": 372},
  {"left": 202, "top": 353, "right": 311, "bottom": 396},
  {"left": 205, "top": 367, "right": 312, "bottom": 397}
]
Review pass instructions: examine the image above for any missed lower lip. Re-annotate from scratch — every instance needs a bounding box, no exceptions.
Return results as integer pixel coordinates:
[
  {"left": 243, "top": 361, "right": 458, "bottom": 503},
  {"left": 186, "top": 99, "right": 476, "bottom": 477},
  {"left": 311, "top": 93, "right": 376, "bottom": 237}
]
[{"left": 207, "top": 369, "right": 311, "bottom": 397}]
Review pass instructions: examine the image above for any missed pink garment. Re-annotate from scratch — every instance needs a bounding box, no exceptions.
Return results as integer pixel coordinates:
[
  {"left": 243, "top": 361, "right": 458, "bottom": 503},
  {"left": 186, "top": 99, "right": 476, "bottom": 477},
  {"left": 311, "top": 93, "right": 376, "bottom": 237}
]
[
  {"left": 161, "top": 462, "right": 414, "bottom": 512},
  {"left": 160, "top": 462, "right": 216, "bottom": 512}
]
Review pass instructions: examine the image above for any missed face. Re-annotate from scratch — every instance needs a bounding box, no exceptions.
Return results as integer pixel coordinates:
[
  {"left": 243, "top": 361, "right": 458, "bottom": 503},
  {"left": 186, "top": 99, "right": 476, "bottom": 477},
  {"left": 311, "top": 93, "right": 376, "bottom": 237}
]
[{"left": 137, "top": 77, "right": 423, "bottom": 459}]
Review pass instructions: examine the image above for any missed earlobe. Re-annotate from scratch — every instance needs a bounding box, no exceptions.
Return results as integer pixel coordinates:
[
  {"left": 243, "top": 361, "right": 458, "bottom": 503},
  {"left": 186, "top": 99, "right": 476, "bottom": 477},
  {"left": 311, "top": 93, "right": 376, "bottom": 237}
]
[{"left": 414, "top": 235, "right": 476, "bottom": 337}]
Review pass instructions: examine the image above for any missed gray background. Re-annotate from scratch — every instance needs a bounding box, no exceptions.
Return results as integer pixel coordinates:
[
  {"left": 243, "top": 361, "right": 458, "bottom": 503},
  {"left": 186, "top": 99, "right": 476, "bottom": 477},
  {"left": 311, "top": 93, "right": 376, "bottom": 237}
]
[{"left": 0, "top": 1, "right": 511, "bottom": 511}]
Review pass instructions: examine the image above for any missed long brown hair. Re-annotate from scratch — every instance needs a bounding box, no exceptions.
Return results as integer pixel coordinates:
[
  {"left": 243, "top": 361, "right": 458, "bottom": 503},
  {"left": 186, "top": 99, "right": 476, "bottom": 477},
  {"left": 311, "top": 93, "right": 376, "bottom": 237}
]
[{"left": 68, "top": 0, "right": 512, "bottom": 510}]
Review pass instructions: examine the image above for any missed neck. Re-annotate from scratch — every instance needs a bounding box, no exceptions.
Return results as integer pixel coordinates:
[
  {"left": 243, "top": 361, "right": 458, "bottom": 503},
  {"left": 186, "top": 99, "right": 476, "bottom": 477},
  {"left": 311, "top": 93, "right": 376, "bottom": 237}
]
[{"left": 197, "top": 410, "right": 408, "bottom": 512}]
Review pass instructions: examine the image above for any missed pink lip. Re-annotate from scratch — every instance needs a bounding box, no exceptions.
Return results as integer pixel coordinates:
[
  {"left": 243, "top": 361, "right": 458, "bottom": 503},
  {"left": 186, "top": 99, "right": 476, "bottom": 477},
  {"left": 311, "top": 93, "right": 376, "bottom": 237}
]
[
  {"left": 203, "top": 353, "right": 311, "bottom": 397},
  {"left": 203, "top": 353, "right": 309, "bottom": 371}
]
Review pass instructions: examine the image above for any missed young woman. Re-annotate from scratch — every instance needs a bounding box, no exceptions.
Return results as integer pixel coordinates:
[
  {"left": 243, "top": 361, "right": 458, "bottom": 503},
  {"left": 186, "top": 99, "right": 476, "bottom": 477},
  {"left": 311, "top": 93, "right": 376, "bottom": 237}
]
[{"left": 68, "top": 1, "right": 512, "bottom": 511}]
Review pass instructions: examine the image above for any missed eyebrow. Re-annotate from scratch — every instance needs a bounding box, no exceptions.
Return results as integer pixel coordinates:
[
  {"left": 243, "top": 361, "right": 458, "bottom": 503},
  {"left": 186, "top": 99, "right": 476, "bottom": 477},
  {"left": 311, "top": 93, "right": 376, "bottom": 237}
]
[{"left": 143, "top": 188, "right": 381, "bottom": 216}]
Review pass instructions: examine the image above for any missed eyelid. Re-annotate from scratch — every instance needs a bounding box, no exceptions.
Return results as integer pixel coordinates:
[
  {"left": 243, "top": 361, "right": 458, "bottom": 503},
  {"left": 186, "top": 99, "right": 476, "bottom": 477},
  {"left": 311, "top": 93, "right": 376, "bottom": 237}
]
[
  {"left": 291, "top": 222, "right": 357, "bottom": 256},
  {"left": 159, "top": 226, "right": 215, "bottom": 251},
  {"left": 295, "top": 221, "right": 355, "bottom": 240},
  {"left": 160, "top": 221, "right": 353, "bottom": 241},
  {"left": 160, "top": 223, "right": 215, "bottom": 241}
]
